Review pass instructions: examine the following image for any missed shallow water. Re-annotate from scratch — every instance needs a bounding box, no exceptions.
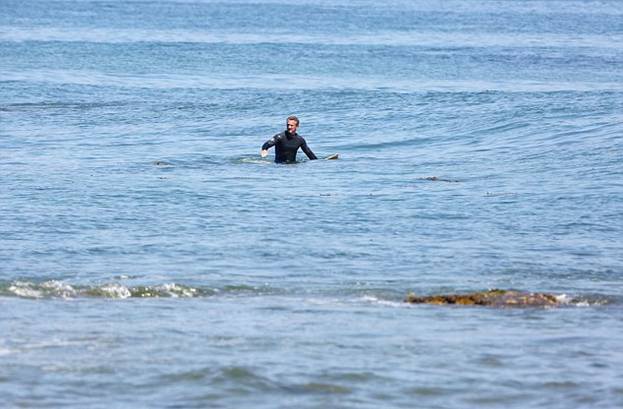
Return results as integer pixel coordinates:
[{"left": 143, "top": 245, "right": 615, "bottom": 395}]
[{"left": 1, "top": 0, "right": 623, "bottom": 407}]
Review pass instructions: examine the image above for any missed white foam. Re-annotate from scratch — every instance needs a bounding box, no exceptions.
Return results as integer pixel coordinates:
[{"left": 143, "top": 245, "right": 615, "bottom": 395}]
[
  {"left": 41, "top": 280, "right": 77, "bottom": 298},
  {"left": 154, "top": 283, "right": 198, "bottom": 298},
  {"left": 360, "top": 295, "right": 404, "bottom": 307},
  {"left": 98, "top": 284, "right": 132, "bottom": 299},
  {"left": 8, "top": 282, "right": 43, "bottom": 298},
  {"left": 556, "top": 294, "right": 597, "bottom": 307},
  {"left": 8, "top": 280, "right": 78, "bottom": 299}
]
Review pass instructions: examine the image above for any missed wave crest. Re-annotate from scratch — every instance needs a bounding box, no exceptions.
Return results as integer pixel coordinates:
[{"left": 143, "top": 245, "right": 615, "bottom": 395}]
[{"left": 1, "top": 280, "right": 213, "bottom": 299}]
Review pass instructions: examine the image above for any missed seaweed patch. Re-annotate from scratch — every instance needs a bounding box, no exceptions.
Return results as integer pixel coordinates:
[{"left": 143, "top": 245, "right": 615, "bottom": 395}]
[{"left": 405, "top": 289, "right": 563, "bottom": 307}]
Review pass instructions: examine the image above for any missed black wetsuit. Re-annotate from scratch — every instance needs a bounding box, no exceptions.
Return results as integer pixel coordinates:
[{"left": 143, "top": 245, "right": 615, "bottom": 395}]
[{"left": 261, "top": 131, "right": 318, "bottom": 163}]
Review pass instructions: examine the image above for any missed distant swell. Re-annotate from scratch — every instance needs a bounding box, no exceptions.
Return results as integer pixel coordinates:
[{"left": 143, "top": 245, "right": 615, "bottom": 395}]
[
  {"left": 3, "top": 70, "right": 622, "bottom": 92},
  {"left": 1, "top": 27, "right": 622, "bottom": 49}
]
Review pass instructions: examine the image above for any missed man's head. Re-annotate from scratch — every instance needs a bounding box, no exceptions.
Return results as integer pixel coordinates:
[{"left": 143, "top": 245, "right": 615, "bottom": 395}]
[{"left": 286, "top": 116, "right": 299, "bottom": 134}]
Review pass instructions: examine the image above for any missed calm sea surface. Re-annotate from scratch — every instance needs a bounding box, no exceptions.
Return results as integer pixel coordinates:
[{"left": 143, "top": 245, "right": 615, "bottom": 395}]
[{"left": 1, "top": 0, "right": 623, "bottom": 407}]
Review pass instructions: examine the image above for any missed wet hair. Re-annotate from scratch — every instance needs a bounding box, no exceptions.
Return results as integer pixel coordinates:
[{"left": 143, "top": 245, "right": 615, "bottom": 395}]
[{"left": 286, "top": 115, "right": 300, "bottom": 126}]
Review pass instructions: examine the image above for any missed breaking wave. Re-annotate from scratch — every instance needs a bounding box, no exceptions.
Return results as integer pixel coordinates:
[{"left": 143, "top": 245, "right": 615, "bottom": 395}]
[{"left": 0, "top": 280, "right": 275, "bottom": 300}]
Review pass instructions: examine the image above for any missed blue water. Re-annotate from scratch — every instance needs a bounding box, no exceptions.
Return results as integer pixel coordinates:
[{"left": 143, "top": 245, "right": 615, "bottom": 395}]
[{"left": 2, "top": 0, "right": 623, "bottom": 407}]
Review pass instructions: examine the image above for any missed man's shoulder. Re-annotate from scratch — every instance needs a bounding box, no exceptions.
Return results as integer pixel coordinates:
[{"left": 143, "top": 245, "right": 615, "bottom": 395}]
[{"left": 273, "top": 131, "right": 286, "bottom": 140}]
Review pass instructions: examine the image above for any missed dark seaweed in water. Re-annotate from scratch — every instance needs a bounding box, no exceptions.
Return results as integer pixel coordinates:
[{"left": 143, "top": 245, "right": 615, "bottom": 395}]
[
  {"left": 418, "top": 176, "right": 460, "bottom": 183},
  {"left": 405, "top": 289, "right": 561, "bottom": 307}
]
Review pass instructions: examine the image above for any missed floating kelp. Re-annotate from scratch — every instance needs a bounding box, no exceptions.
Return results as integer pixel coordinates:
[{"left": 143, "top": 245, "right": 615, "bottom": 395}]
[
  {"left": 152, "top": 160, "right": 174, "bottom": 167},
  {"left": 405, "top": 289, "right": 561, "bottom": 307},
  {"left": 417, "top": 176, "right": 460, "bottom": 183}
]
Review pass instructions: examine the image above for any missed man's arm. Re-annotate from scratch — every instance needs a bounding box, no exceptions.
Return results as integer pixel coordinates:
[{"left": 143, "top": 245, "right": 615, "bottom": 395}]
[
  {"left": 301, "top": 139, "right": 317, "bottom": 160},
  {"left": 260, "top": 134, "right": 279, "bottom": 157}
]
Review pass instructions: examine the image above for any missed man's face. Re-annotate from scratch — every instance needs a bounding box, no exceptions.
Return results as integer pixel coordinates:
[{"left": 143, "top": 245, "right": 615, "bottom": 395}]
[{"left": 287, "top": 120, "right": 298, "bottom": 134}]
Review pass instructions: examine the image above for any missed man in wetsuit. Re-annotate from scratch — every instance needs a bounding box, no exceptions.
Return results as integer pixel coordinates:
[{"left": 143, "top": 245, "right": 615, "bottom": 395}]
[{"left": 260, "top": 116, "right": 318, "bottom": 163}]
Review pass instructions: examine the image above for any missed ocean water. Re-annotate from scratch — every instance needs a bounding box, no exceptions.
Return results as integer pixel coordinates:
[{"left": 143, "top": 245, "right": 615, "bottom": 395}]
[{"left": 1, "top": 0, "right": 623, "bottom": 407}]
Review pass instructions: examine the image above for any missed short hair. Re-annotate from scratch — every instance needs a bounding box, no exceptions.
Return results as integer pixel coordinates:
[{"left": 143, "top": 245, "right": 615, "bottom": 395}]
[{"left": 286, "top": 115, "right": 299, "bottom": 126}]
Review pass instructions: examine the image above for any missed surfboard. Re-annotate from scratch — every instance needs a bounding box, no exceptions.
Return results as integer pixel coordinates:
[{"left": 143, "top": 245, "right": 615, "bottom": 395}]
[{"left": 324, "top": 153, "right": 339, "bottom": 160}]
